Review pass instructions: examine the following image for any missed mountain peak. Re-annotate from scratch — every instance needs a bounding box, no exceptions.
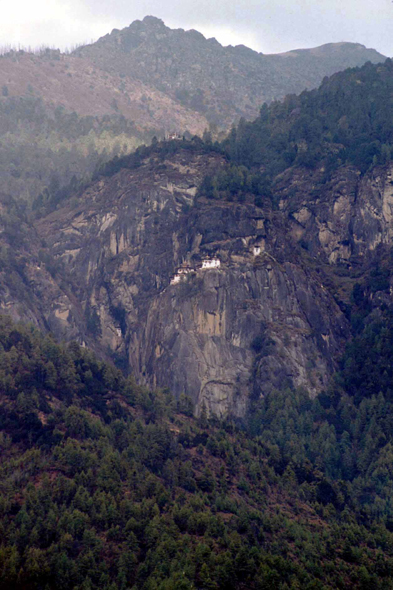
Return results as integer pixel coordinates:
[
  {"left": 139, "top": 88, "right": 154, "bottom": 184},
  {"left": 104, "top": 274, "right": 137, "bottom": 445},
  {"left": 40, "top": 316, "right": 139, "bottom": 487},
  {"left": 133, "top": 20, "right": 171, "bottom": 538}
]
[
  {"left": 141, "top": 15, "right": 166, "bottom": 27},
  {"left": 70, "top": 18, "right": 386, "bottom": 128}
]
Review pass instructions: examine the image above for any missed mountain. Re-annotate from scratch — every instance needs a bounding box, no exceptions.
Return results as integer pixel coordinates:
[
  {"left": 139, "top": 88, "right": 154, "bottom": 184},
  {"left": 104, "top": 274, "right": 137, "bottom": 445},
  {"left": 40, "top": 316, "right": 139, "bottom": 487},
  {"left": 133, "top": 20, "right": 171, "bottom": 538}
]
[
  {"left": 0, "top": 17, "right": 385, "bottom": 209},
  {"left": 3, "top": 32, "right": 393, "bottom": 590},
  {"left": 1, "top": 59, "right": 393, "bottom": 417},
  {"left": 2, "top": 314, "right": 393, "bottom": 589},
  {"left": 75, "top": 16, "right": 386, "bottom": 127}
]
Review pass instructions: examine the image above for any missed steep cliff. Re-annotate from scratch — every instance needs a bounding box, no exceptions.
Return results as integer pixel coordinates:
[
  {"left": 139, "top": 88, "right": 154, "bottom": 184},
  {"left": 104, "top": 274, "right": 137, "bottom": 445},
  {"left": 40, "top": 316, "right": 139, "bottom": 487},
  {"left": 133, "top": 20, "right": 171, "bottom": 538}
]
[
  {"left": 19, "top": 145, "right": 351, "bottom": 416},
  {"left": 3, "top": 141, "right": 393, "bottom": 416},
  {"left": 0, "top": 194, "right": 86, "bottom": 340},
  {"left": 278, "top": 164, "right": 393, "bottom": 264}
]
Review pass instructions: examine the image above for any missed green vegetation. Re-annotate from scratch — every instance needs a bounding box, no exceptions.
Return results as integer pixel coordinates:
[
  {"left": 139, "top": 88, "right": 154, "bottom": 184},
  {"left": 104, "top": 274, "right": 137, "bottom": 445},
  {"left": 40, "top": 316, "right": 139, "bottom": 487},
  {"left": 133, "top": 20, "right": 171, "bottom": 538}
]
[
  {"left": 3, "top": 267, "right": 393, "bottom": 589},
  {"left": 195, "top": 58, "right": 393, "bottom": 205},
  {"left": 0, "top": 95, "right": 147, "bottom": 213},
  {"left": 197, "top": 166, "right": 272, "bottom": 205},
  {"left": 223, "top": 59, "right": 393, "bottom": 177}
]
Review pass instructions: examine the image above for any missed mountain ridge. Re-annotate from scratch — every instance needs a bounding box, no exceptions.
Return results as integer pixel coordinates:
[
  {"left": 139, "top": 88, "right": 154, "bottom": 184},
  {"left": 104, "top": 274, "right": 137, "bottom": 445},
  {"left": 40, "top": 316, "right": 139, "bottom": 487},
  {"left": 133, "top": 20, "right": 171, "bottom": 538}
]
[{"left": 75, "top": 15, "right": 386, "bottom": 127}]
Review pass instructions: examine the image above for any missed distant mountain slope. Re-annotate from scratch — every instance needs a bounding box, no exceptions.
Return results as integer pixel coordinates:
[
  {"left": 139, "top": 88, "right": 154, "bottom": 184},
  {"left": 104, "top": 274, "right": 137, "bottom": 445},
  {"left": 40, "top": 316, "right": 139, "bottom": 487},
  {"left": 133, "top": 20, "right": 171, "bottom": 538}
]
[
  {"left": 0, "top": 50, "right": 207, "bottom": 132},
  {"left": 274, "top": 40, "right": 384, "bottom": 67},
  {"left": 0, "top": 48, "right": 208, "bottom": 207},
  {"left": 74, "top": 16, "right": 386, "bottom": 127},
  {"left": 0, "top": 17, "right": 385, "bottom": 208}
]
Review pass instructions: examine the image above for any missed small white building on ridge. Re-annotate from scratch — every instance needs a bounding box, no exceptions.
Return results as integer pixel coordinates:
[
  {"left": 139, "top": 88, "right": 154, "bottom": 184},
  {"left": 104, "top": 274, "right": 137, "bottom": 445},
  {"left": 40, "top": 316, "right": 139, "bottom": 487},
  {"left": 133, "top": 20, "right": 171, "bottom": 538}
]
[
  {"left": 201, "top": 258, "right": 221, "bottom": 269},
  {"left": 165, "top": 132, "right": 182, "bottom": 141},
  {"left": 170, "top": 258, "right": 220, "bottom": 287}
]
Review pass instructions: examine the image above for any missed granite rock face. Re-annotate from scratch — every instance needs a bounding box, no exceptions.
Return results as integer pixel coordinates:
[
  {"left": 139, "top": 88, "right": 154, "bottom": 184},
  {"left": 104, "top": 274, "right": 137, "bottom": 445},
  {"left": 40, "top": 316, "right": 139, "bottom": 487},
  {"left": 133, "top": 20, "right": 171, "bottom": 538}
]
[
  {"left": 277, "top": 164, "right": 393, "bottom": 264},
  {"left": 33, "top": 149, "right": 347, "bottom": 416},
  {"left": 3, "top": 149, "right": 393, "bottom": 416}
]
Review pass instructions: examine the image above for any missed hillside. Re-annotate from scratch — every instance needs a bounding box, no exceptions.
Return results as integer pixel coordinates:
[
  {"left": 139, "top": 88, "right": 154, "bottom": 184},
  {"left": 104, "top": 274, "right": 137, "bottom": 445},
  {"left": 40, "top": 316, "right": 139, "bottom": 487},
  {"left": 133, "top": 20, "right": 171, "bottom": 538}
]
[
  {"left": 0, "top": 50, "right": 207, "bottom": 129},
  {"left": 2, "top": 314, "right": 393, "bottom": 589},
  {"left": 0, "top": 49, "right": 207, "bottom": 208},
  {"left": 75, "top": 16, "right": 385, "bottom": 128}
]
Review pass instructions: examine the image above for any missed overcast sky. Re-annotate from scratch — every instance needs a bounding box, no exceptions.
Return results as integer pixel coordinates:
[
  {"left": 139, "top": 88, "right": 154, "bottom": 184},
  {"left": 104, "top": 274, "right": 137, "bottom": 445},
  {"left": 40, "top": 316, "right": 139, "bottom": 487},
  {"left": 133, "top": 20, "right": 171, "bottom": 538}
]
[{"left": 1, "top": 0, "right": 392, "bottom": 57}]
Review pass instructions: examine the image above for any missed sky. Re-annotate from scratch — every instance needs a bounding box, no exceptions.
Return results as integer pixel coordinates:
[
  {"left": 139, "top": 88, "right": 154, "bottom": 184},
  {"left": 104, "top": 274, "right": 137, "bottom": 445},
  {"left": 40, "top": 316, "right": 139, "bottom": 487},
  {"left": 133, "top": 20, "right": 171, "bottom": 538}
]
[{"left": 0, "top": 0, "right": 392, "bottom": 57}]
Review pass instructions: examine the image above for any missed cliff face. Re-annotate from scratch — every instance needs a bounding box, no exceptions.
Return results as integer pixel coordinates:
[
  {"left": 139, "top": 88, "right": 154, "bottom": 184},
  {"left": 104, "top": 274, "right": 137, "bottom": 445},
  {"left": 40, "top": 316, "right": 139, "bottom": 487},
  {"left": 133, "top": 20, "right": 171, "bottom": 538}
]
[
  {"left": 3, "top": 146, "right": 393, "bottom": 417},
  {"left": 140, "top": 249, "right": 347, "bottom": 416},
  {"left": 0, "top": 196, "right": 81, "bottom": 337},
  {"left": 32, "top": 148, "right": 347, "bottom": 416},
  {"left": 277, "top": 164, "right": 393, "bottom": 264}
]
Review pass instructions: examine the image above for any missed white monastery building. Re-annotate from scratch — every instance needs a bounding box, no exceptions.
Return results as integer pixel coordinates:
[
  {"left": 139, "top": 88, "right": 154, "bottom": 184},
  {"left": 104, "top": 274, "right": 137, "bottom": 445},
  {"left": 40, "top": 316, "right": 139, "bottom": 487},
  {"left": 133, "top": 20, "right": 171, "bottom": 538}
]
[
  {"left": 201, "top": 258, "right": 221, "bottom": 269},
  {"left": 170, "top": 258, "right": 221, "bottom": 287}
]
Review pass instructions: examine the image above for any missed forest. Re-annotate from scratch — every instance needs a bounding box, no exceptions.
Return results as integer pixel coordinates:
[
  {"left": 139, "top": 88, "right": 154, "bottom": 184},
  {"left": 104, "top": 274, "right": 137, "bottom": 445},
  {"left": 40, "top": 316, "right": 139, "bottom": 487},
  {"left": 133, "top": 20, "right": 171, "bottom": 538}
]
[
  {"left": 197, "top": 58, "right": 393, "bottom": 203},
  {"left": 0, "top": 94, "right": 154, "bottom": 214}
]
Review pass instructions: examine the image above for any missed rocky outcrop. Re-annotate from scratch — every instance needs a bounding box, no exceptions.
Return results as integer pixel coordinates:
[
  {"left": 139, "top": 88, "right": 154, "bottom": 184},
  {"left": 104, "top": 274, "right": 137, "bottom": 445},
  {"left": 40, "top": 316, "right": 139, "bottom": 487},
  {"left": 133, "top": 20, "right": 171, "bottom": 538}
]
[
  {"left": 277, "top": 164, "right": 393, "bottom": 264},
  {"left": 4, "top": 146, "right": 393, "bottom": 417},
  {"left": 31, "top": 148, "right": 349, "bottom": 416}
]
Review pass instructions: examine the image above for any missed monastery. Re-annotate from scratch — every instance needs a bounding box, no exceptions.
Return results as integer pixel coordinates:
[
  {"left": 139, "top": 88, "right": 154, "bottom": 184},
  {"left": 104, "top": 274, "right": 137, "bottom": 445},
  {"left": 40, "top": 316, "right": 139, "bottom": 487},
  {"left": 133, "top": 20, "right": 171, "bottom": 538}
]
[
  {"left": 170, "top": 258, "right": 220, "bottom": 286},
  {"left": 170, "top": 246, "right": 261, "bottom": 287}
]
